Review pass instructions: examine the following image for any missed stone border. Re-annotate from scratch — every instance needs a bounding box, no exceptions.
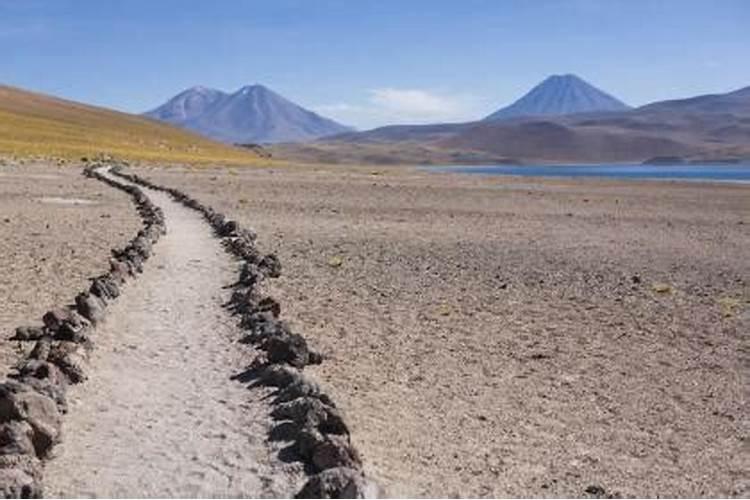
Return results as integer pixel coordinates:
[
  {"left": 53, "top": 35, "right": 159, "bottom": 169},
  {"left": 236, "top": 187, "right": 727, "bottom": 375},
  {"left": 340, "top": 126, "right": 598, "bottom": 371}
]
[
  {"left": 0, "top": 164, "right": 165, "bottom": 498},
  {"left": 108, "top": 165, "right": 375, "bottom": 499}
]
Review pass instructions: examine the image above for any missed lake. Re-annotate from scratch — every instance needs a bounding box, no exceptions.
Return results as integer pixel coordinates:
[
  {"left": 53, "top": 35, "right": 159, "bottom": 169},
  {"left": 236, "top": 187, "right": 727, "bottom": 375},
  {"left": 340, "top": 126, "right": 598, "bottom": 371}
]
[{"left": 427, "top": 164, "right": 750, "bottom": 183}]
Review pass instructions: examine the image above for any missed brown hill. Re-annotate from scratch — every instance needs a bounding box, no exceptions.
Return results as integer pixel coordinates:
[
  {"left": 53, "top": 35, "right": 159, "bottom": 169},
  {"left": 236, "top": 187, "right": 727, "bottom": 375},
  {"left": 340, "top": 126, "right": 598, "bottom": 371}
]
[
  {"left": 274, "top": 86, "right": 750, "bottom": 165},
  {"left": 437, "top": 120, "right": 697, "bottom": 163}
]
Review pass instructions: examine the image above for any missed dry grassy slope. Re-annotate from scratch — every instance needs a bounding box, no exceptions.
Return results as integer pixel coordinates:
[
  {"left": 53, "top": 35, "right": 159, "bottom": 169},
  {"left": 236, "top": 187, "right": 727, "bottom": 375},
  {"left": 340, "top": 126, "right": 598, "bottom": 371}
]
[{"left": 0, "top": 85, "right": 264, "bottom": 165}]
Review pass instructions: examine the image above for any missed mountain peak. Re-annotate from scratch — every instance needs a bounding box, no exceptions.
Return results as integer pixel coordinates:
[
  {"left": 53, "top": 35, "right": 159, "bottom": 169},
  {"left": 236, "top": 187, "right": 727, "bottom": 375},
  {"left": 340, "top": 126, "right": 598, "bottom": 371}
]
[
  {"left": 236, "top": 84, "right": 267, "bottom": 94},
  {"left": 176, "top": 85, "right": 224, "bottom": 96},
  {"left": 548, "top": 73, "right": 580, "bottom": 80},
  {"left": 544, "top": 73, "right": 588, "bottom": 85},
  {"left": 146, "top": 86, "right": 226, "bottom": 124},
  {"left": 145, "top": 83, "right": 352, "bottom": 143},
  {"left": 484, "top": 74, "right": 630, "bottom": 121}
]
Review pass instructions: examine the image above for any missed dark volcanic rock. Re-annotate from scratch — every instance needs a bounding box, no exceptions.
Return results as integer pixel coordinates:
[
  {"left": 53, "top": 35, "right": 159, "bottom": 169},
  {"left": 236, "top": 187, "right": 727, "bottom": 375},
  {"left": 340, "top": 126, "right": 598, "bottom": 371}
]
[
  {"left": 47, "top": 341, "right": 89, "bottom": 384},
  {"left": 53, "top": 321, "right": 91, "bottom": 345},
  {"left": 12, "top": 359, "right": 68, "bottom": 411},
  {"left": 585, "top": 484, "right": 608, "bottom": 498},
  {"left": 27, "top": 339, "right": 51, "bottom": 362},
  {"left": 109, "top": 258, "right": 132, "bottom": 280},
  {"left": 312, "top": 434, "right": 362, "bottom": 471},
  {"left": 11, "top": 327, "right": 46, "bottom": 342},
  {"left": 295, "top": 425, "right": 325, "bottom": 460},
  {"left": 0, "top": 381, "right": 62, "bottom": 457},
  {"left": 15, "top": 360, "right": 66, "bottom": 388},
  {"left": 275, "top": 378, "right": 336, "bottom": 407},
  {"left": 238, "top": 263, "right": 263, "bottom": 287},
  {"left": 89, "top": 275, "right": 120, "bottom": 301},
  {"left": 295, "top": 466, "right": 369, "bottom": 499},
  {"left": 75, "top": 292, "right": 106, "bottom": 324},
  {"left": 42, "top": 308, "right": 91, "bottom": 343},
  {"left": 0, "top": 454, "right": 42, "bottom": 499},
  {"left": 131, "top": 235, "right": 152, "bottom": 257},
  {"left": 219, "top": 219, "right": 239, "bottom": 236},
  {"left": 272, "top": 397, "right": 349, "bottom": 436},
  {"left": 14, "top": 375, "right": 67, "bottom": 415},
  {"left": 264, "top": 333, "right": 316, "bottom": 368},
  {"left": 241, "top": 312, "right": 289, "bottom": 340},
  {"left": 229, "top": 288, "right": 262, "bottom": 315},
  {"left": 257, "top": 297, "right": 281, "bottom": 318},
  {"left": 236, "top": 227, "right": 257, "bottom": 242},
  {"left": 259, "top": 254, "right": 282, "bottom": 278},
  {"left": 41, "top": 308, "right": 73, "bottom": 332},
  {"left": 0, "top": 421, "right": 35, "bottom": 456},
  {"left": 259, "top": 364, "right": 305, "bottom": 388}
]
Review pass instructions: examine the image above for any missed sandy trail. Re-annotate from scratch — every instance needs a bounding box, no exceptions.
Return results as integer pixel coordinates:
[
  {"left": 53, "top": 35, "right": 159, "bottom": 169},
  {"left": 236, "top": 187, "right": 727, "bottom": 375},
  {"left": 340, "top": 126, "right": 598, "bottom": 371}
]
[{"left": 44, "top": 173, "right": 297, "bottom": 497}]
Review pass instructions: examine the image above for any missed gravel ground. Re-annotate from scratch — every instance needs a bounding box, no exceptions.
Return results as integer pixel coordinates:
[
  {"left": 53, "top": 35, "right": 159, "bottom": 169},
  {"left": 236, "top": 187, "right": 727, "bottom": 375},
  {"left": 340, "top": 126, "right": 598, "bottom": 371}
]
[
  {"left": 3, "top": 161, "right": 747, "bottom": 497},
  {"left": 0, "top": 162, "right": 141, "bottom": 373},
  {"left": 139, "top": 164, "right": 749, "bottom": 498},
  {"left": 44, "top": 178, "right": 301, "bottom": 497}
]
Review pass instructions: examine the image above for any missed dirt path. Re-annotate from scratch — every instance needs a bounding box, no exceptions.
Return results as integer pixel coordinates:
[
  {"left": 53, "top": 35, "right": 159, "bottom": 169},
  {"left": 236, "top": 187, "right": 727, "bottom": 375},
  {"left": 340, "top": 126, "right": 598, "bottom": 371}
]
[{"left": 44, "top": 173, "right": 299, "bottom": 497}]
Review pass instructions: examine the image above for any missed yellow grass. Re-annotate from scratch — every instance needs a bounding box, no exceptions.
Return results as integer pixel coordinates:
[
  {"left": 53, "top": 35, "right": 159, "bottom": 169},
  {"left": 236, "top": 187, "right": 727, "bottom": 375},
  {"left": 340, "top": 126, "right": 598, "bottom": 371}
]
[{"left": 0, "top": 85, "right": 266, "bottom": 165}]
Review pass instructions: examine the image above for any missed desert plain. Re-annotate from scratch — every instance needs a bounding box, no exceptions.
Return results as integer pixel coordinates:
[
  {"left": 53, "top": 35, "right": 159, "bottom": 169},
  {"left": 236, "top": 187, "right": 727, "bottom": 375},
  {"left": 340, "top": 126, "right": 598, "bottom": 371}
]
[{"left": 1, "top": 160, "right": 748, "bottom": 497}]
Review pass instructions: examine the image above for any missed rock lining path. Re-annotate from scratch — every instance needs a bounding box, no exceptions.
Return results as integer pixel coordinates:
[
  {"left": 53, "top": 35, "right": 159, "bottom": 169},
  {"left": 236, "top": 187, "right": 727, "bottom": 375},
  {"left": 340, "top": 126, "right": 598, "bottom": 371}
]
[{"left": 44, "top": 172, "right": 299, "bottom": 497}]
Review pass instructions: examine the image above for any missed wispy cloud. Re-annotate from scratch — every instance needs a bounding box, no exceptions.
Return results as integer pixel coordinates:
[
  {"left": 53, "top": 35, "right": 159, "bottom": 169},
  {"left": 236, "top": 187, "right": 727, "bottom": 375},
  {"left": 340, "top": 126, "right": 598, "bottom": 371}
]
[
  {"left": 370, "top": 88, "right": 462, "bottom": 117},
  {"left": 314, "top": 87, "right": 487, "bottom": 129}
]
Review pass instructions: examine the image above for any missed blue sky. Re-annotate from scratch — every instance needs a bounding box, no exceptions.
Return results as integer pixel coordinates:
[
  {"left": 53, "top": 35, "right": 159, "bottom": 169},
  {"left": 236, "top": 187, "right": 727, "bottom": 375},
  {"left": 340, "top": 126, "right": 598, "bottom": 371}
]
[{"left": 1, "top": 0, "right": 749, "bottom": 129}]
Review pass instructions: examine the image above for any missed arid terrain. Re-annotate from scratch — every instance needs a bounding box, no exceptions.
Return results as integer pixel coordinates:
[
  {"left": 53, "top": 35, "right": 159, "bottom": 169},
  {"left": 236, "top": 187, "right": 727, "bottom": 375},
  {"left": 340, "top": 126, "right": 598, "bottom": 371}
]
[
  {"left": 42, "top": 176, "right": 301, "bottom": 496},
  {"left": 0, "top": 163, "right": 308, "bottom": 496},
  {"left": 1, "top": 160, "right": 748, "bottom": 497},
  {"left": 0, "top": 162, "right": 141, "bottom": 370},
  {"left": 129, "top": 163, "right": 748, "bottom": 497},
  {"left": 2, "top": 2, "right": 748, "bottom": 497}
]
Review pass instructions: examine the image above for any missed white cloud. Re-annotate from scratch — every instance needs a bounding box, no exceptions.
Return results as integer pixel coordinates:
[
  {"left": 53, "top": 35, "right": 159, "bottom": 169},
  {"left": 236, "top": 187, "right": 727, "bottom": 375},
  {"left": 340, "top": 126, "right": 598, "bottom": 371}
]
[
  {"left": 369, "top": 88, "right": 461, "bottom": 117},
  {"left": 314, "top": 103, "right": 363, "bottom": 113},
  {"left": 314, "top": 88, "right": 486, "bottom": 130}
]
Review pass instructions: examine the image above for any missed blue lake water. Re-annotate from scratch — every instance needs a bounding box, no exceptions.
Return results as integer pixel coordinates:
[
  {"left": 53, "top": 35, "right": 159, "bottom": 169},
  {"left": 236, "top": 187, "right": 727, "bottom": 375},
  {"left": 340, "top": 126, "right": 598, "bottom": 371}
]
[{"left": 427, "top": 164, "right": 750, "bottom": 183}]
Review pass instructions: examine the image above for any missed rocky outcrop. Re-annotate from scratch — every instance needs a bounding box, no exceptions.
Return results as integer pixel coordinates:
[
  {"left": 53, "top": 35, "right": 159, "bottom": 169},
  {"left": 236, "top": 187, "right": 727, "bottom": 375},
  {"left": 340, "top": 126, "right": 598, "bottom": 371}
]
[
  {"left": 0, "top": 163, "right": 165, "bottom": 498},
  {"left": 109, "top": 166, "right": 375, "bottom": 498}
]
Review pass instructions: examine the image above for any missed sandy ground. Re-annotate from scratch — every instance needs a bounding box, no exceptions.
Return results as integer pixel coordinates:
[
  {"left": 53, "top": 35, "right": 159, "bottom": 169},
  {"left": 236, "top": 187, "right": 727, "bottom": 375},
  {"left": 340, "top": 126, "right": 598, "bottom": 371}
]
[
  {"left": 41, "top": 174, "right": 302, "bottom": 497},
  {"left": 0, "top": 163, "right": 141, "bottom": 372},
  {"left": 137, "top": 164, "right": 750, "bottom": 498}
]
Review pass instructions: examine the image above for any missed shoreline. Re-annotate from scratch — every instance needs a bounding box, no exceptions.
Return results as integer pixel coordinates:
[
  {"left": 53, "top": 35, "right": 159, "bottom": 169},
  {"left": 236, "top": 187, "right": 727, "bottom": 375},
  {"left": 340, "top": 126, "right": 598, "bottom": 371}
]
[{"left": 418, "top": 163, "right": 750, "bottom": 185}]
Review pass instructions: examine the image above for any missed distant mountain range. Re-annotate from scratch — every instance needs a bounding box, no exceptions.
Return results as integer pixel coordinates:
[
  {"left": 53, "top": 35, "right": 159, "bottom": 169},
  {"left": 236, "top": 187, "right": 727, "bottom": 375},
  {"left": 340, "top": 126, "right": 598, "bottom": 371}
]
[
  {"left": 86, "top": 74, "right": 750, "bottom": 164},
  {"left": 484, "top": 74, "right": 630, "bottom": 120},
  {"left": 275, "top": 77, "right": 750, "bottom": 165},
  {"left": 144, "top": 85, "right": 352, "bottom": 144}
]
